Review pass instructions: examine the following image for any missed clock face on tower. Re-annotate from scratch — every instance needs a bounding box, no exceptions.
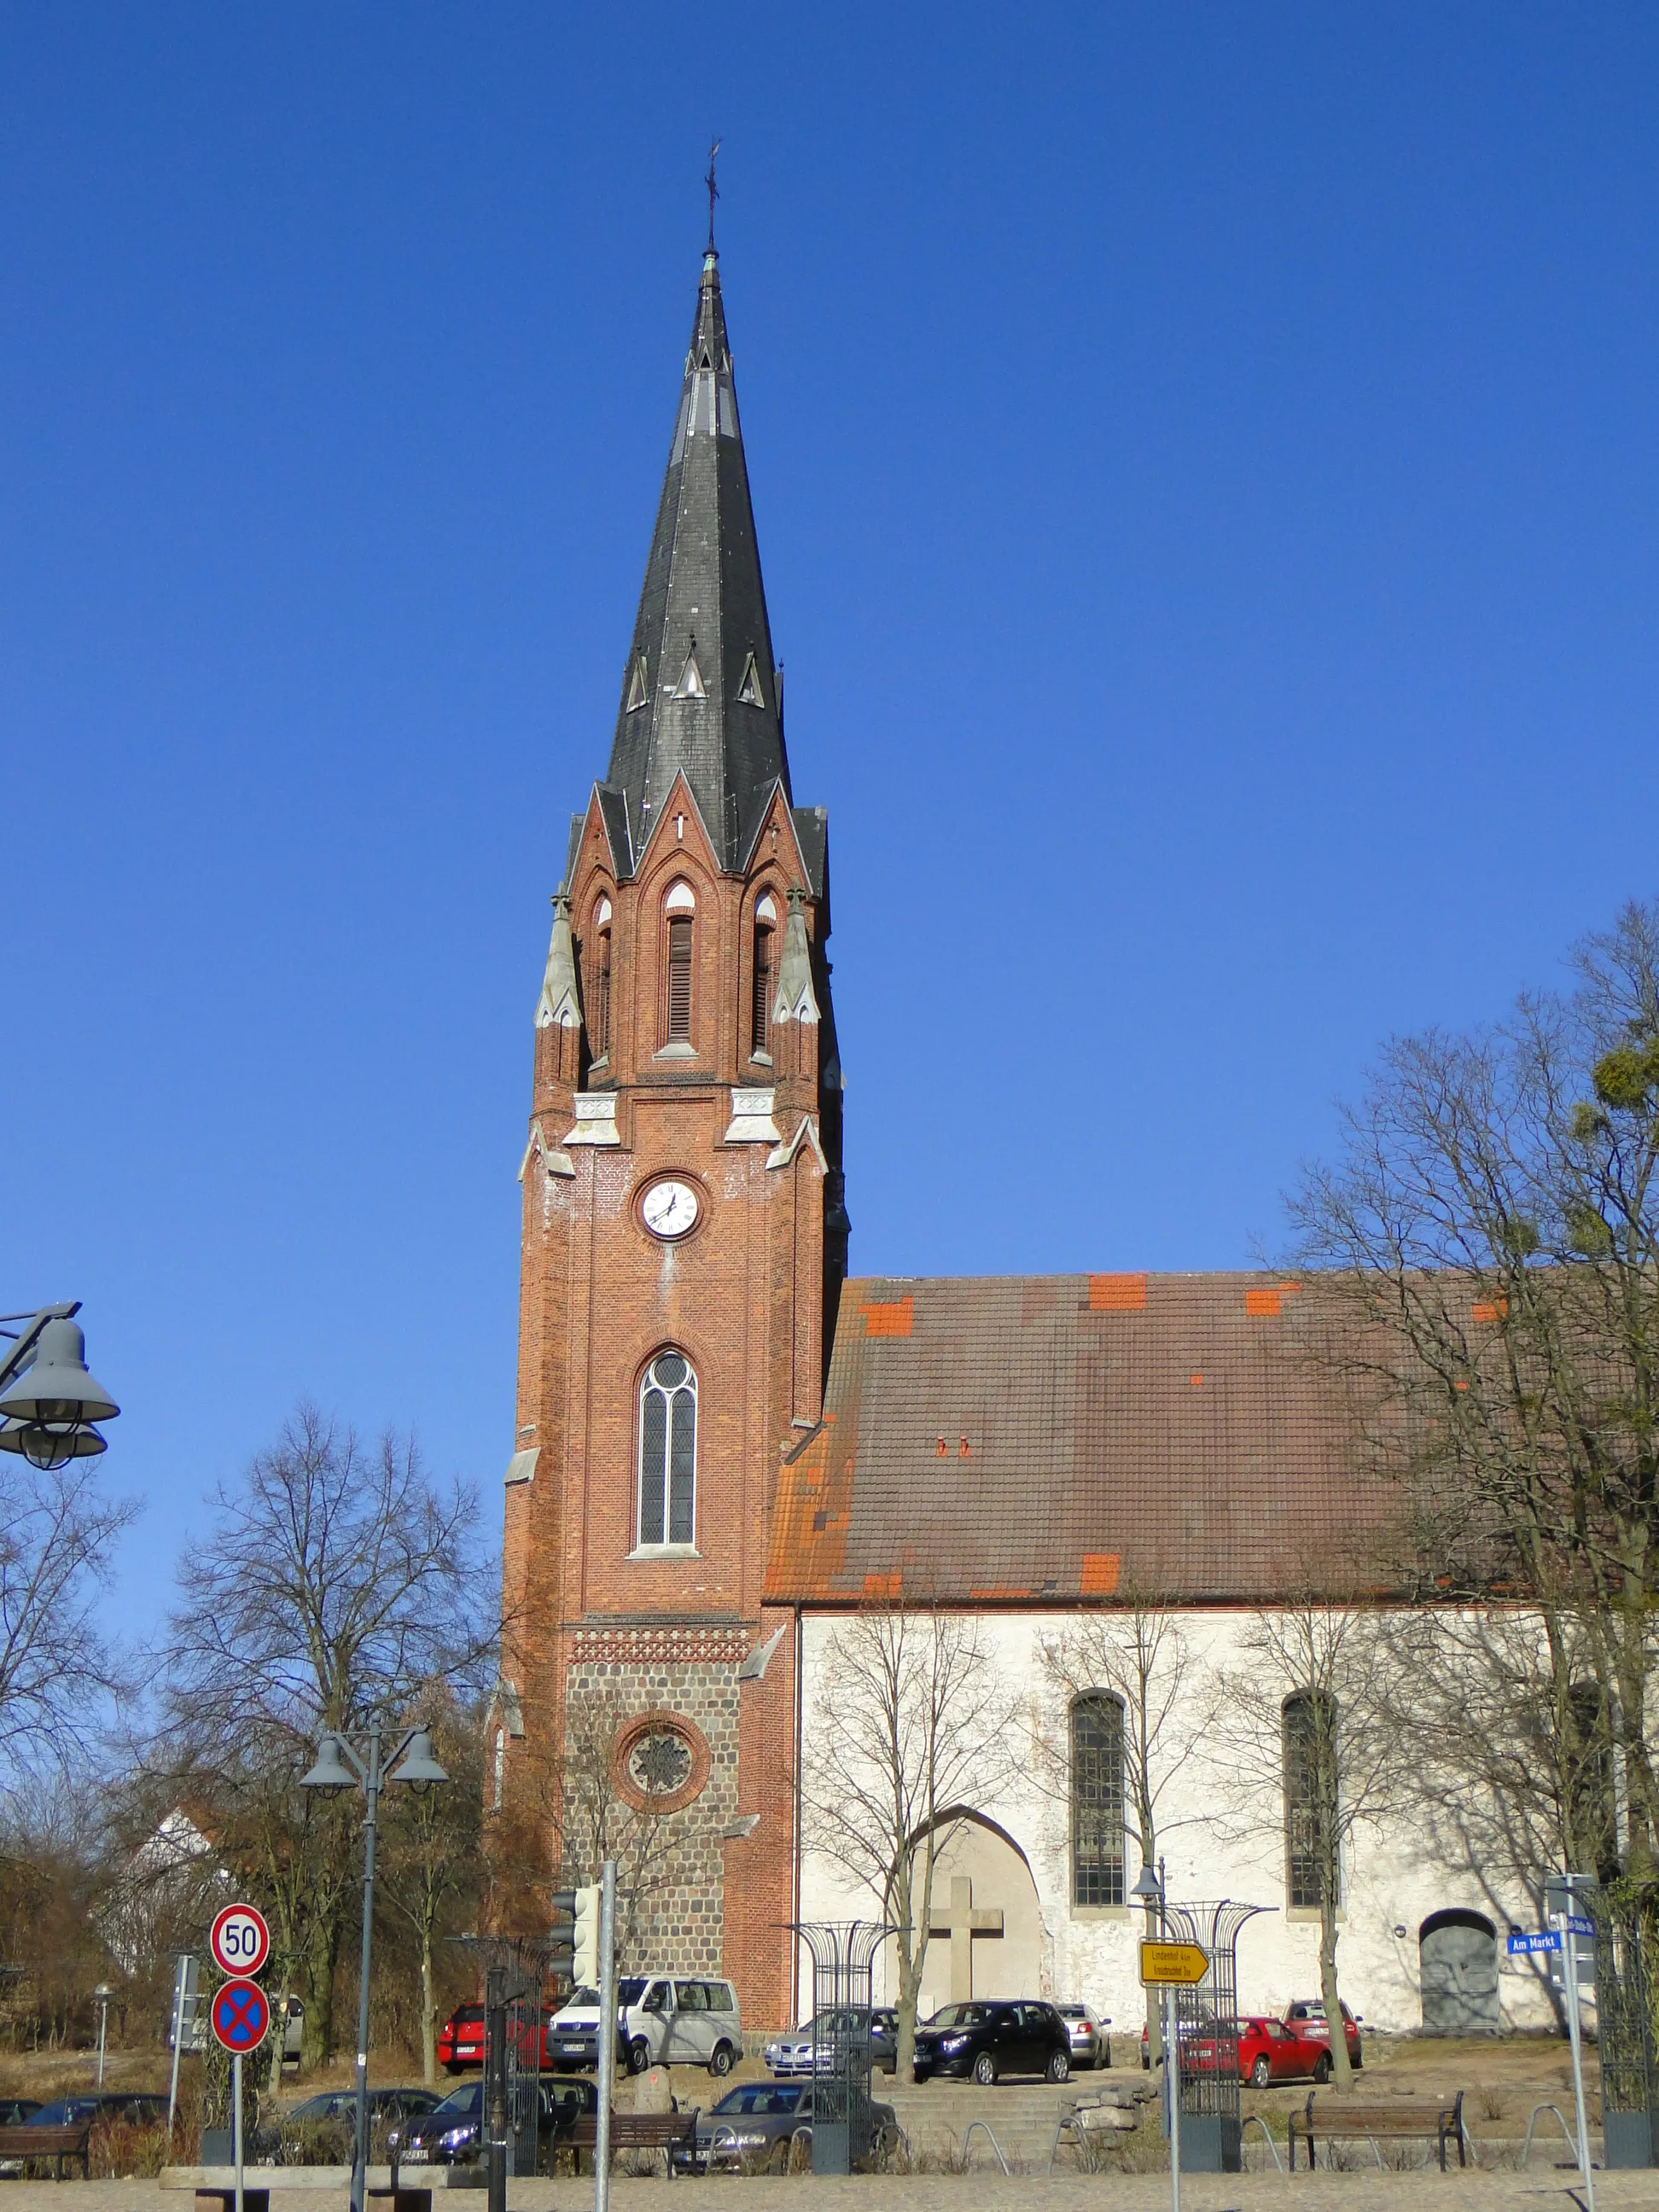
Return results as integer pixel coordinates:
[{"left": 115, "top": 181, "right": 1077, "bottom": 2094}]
[{"left": 640, "top": 1178, "right": 701, "bottom": 1241}]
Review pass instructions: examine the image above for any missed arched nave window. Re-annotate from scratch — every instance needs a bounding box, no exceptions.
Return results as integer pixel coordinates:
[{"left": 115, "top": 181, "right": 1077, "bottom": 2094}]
[
  {"left": 1283, "top": 1691, "right": 1339, "bottom": 1909},
  {"left": 1070, "top": 1693, "right": 1125, "bottom": 1907}
]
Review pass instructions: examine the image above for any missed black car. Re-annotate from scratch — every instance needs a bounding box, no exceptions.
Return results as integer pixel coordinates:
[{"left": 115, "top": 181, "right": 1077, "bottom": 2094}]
[
  {"left": 31, "top": 2094, "right": 167, "bottom": 2128},
  {"left": 390, "top": 2077, "right": 598, "bottom": 2168},
  {"left": 268, "top": 2087, "right": 439, "bottom": 2163},
  {"left": 672, "top": 2081, "right": 900, "bottom": 2174},
  {"left": 911, "top": 2000, "right": 1071, "bottom": 2085}
]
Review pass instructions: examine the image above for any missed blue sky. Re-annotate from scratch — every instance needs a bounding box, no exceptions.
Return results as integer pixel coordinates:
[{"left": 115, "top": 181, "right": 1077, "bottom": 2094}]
[{"left": 3, "top": 6, "right": 1656, "bottom": 1643}]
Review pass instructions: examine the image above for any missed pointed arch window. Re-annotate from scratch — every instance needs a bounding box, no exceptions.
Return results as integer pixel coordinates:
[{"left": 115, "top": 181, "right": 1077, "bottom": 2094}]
[
  {"left": 587, "top": 896, "right": 613, "bottom": 1061},
  {"left": 637, "top": 1349, "right": 697, "bottom": 1548},
  {"left": 1284, "top": 1691, "right": 1339, "bottom": 1909},
  {"left": 1071, "top": 1693, "right": 1125, "bottom": 1906},
  {"left": 751, "top": 893, "right": 777, "bottom": 1058},
  {"left": 675, "top": 649, "right": 706, "bottom": 701},
  {"left": 625, "top": 656, "right": 649, "bottom": 713},
  {"left": 664, "top": 881, "right": 696, "bottom": 1046},
  {"left": 736, "top": 651, "right": 765, "bottom": 708}
]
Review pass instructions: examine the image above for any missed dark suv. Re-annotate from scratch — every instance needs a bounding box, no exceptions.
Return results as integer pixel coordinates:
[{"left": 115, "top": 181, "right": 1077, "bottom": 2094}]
[{"left": 911, "top": 2000, "right": 1071, "bottom": 2084}]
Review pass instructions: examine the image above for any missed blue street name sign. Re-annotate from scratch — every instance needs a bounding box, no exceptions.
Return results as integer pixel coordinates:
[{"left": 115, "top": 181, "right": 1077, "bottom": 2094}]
[
  {"left": 1562, "top": 1914, "right": 1595, "bottom": 1940},
  {"left": 1508, "top": 1931, "right": 1562, "bottom": 1955}
]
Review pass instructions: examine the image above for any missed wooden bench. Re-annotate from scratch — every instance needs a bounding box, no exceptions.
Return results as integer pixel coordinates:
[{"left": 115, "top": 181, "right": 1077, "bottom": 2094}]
[
  {"left": 0, "top": 2124, "right": 93, "bottom": 2180},
  {"left": 568, "top": 2109, "right": 698, "bottom": 2177},
  {"left": 1289, "top": 2090, "right": 1466, "bottom": 2172}
]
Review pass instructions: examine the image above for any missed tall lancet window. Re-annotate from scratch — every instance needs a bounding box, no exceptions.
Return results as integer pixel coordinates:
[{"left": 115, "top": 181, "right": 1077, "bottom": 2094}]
[
  {"left": 751, "top": 893, "right": 777, "bottom": 1059},
  {"left": 637, "top": 1350, "right": 697, "bottom": 1547},
  {"left": 1071, "top": 1694, "right": 1126, "bottom": 1906},
  {"left": 663, "top": 881, "right": 696, "bottom": 1046},
  {"left": 588, "top": 896, "right": 613, "bottom": 1061}
]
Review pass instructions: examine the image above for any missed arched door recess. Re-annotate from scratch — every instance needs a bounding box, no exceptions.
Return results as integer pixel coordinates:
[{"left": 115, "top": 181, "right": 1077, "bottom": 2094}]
[{"left": 1419, "top": 1909, "right": 1499, "bottom": 2034}]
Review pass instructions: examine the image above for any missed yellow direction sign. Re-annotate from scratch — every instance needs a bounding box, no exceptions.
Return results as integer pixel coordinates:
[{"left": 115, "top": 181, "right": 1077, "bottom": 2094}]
[{"left": 1139, "top": 1940, "right": 1210, "bottom": 1987}]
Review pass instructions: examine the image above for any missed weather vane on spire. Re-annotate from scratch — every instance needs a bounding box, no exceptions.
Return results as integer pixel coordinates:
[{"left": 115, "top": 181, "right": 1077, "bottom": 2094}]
[{"left": 705, "top": 137, "right": 721, "bottom": 253}]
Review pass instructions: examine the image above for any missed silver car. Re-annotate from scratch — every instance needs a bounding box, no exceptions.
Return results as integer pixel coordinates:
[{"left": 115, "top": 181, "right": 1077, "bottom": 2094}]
[{"left": 1056, "top": 2003, "right": 1109, "bottom": 2069}]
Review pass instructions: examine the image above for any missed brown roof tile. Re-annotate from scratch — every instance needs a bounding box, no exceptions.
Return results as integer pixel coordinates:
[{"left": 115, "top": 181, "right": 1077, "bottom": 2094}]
[{"left": 764, "top": 1272, "right": 1400, "bottom": 1607}]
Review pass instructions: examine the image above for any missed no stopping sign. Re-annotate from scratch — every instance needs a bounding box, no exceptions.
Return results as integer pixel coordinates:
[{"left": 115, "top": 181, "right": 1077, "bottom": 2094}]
[
  {"left": 211, "top": 1978, "right": 271, "bottom": 2054},
  {"left": 210, "top": 1902, "right": 271, "bottom": 1978}
]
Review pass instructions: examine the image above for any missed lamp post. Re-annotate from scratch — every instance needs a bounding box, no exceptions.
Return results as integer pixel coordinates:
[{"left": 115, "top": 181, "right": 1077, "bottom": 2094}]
[
  {"left": 300, "top": 1726, "right": 449, "bottom": 2212},
  {"left": 1132, "top": 1861, "right": 1180, "bottom": 2212},
  {"left": 0, "top": 1305, "right": 119, "bottom": 1469},
  {"left": 93, "top": 1984, "right": 115, "bottom": 2087}
]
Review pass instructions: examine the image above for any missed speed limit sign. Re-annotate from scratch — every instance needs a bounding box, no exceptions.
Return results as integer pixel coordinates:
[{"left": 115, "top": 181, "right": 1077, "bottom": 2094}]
[{"left": 210, "top": 1902, "right": 271, "bottom": 1978}]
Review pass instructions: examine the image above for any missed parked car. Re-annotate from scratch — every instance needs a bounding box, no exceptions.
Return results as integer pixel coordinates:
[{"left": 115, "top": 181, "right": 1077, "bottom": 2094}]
[
  {"left": 389, "top": 2077, "right": 597, "bottom": 2167},
  {"left": 1140, "top": 2008, "right": 1225, "bottom": 2069},
  {"left": 268, "top": 2087, "right": 439, "bottom": 2162},
  {"left": 1055, "top": 2004, "right": 1108, "bottom": 2070},
  {"left": 437, "top": 2003, "right": 485, "bottom": 2073},
  {"left": 763, "top": 2006, "right": 898, "bottom": 2078},
  {"left": 911, "top": 2001, "right": 1071, "bottom": 2085},
  {"left": 672, "top": 2081, "right": 900, "bottom": 2174},
  {"left": 31, "top": 2094, "right": 168, "bottom": 2129},
  {"left": 1282, "top": 1999, "right": 1363, "bottom": 2069},
  {"left": 434, "top": 2003, "right": 560, "bottom": 2075},
  {"left": 549, "top": 1974, "right": 742, "bottom": 2076}
]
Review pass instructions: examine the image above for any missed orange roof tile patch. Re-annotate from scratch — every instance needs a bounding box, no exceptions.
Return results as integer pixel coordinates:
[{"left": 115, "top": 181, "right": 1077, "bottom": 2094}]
[
  {"left": 1190, "top": 1372, "right": 1204, "bottom": 1388},
  {"left": 968, "top": 1586, "right": 1033, "bottom": 1602},
  {"left": 861, "top": 1296, "right": 914, "bottom": 1338},
  {"left": 863, "top": 1571, "right": 903, "bottom": 1601},
  {"left": 1091, "top": 1273, "right": 1147, "bottom": 1312},
  {"left": 1244, "top": 1288, "right": 1282, "bottom": 1318},
  {"left": 1081, "top": 1551, "right": 1121, "bottom": 1597},
  {"left": 1471, "top": 1298, "right": 1508, "bottom": 1324}
]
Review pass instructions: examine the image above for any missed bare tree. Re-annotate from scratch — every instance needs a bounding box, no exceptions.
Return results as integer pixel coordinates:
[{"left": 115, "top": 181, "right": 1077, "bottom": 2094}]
[
  {"left": 378, "top": 1691, "right": 487, "bottom": 2085},
  {"left": 0, "top": 1457, "right": 136, "bottom": 1780},
  {"left": 801, "top": 1603, "right": 1012, "bottom": 2084},
  {"left": 1287, "top": 896, "right": 1659, "bottom": 1887},
  {"left": 156, "top": 1404, "right": 493, "bottom": 2066},
  {"left": 1214, "top": 1596, "right": 1405, "bottom": 2092},
  {"left": 1034, "top": 1592, "right": 1214, "bottom": 2062}
]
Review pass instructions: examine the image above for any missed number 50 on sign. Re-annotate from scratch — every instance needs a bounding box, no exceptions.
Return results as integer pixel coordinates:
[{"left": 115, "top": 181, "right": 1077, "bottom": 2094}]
[{"left": 211, "top": 1904, "right": 271, "bottom": 1978}]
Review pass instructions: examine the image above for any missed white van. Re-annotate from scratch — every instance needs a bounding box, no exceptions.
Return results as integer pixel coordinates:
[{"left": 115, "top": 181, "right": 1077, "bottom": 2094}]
[{"left": 549, "top": 1975, "right": 742, "bottom": 2076}]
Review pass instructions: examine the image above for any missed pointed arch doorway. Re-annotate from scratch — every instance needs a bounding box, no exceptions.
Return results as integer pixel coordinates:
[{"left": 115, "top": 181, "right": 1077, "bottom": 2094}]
[{"left": 907, "top": 1811, "right": 1045, "bottom": 2017}]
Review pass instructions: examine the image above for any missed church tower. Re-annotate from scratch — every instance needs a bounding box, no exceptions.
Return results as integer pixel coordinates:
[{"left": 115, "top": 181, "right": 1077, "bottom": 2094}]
[{"left": 497, "top": 242, "right": 845, "bottom": 2024}]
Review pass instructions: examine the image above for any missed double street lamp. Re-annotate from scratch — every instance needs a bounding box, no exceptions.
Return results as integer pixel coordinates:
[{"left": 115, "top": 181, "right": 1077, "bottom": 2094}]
[
  {"left": 300, "top": 1724, "right": 449, "bottom": 2212},
  {"left": 0, "top": 1304, "right": 119, "bottom": 1469}
]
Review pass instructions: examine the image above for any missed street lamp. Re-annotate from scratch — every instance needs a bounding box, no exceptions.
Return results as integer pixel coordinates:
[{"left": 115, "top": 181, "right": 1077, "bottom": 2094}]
[
  {"left": 1131, "top": 1860, "right": 1181, "bottom": 2212},
  {"left": 93, "top": 1984, "right": 115, "bottom": 2087},
  {"left": 0, "top": 1307, "right": 119, "bottom": 1470},
  {"left": 300, "top": 1725, "right": 449, "bottom": 2212}
]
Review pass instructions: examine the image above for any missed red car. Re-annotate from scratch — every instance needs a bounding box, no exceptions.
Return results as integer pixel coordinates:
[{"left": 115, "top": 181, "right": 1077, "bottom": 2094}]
[
  {"left": 437, "top": 2005, "right": 560, "bottom": 2075},
  {"left": 1140, "top": 2003, "right": 1362, "bottom": 2085}
]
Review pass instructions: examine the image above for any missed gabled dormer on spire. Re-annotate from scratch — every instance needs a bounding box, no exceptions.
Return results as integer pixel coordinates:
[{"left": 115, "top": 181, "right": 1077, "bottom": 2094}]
[{"left": 602, "top": 247, "right": 790, "bottom": 872}]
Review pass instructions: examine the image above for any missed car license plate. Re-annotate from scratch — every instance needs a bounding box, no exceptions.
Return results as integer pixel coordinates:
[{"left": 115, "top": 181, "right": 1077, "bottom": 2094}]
[
  {"left": 560, "top": 2040, "right": 587, "bottom": 2055},
  {"left": 402, "top": 2149, "right": 428, "bottom": 2165}
]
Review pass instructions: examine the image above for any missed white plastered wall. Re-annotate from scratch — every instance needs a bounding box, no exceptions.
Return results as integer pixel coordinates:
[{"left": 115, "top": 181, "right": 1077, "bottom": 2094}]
[{"left": 795, "top": 1609, "right": 1561, "bottom": 2040}]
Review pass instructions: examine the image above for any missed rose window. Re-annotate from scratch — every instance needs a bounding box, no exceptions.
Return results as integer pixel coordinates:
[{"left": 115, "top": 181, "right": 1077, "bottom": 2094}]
[{"left": 628, "top": 1727, "right": 693, "bottom": 1798}]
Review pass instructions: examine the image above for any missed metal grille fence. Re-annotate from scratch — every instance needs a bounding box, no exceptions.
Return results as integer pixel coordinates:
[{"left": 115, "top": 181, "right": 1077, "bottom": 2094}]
[
  {"left": 787, "top": 1921, "right": 893, "bottom": 2176},
  {"left": 1588, "top": 1889, "right": 1658, "bottom": 2168},
  {"left": 1164, "top": 1900, "right": 1268, "bottom": 2174}
]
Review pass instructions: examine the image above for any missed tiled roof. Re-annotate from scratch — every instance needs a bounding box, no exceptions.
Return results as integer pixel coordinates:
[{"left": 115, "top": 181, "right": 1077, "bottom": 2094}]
[{"left": 765, "top": 1273, "right": 1403, "bottom": 1607}]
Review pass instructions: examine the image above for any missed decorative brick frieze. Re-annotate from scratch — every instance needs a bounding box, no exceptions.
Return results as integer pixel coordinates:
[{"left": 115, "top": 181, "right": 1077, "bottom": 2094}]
[{"left": 570, "top": 1624, "right": 754, "bottom": 1668}]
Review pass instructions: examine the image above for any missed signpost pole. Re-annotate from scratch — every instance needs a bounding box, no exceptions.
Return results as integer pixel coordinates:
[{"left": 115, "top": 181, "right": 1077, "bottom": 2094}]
[
  {"left": 1165, "top": 1980, "right": 1181, "bottom": 2212},
  {"left": 1558, "top": 1911, "right": 1596, "bottom": 2212},
  {"left": 595, "top": 1858, "right": 616, "bottom": 2212},
  {"left": 166, "top": 1955, "right": 191, "bottom": 2149},
  {"left": 232, "top": 2052, "right": 244, "bottom": 2212}
]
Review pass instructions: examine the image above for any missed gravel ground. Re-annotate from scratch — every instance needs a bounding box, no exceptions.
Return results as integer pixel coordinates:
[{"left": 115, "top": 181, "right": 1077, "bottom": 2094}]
[{"left": 0, "top": 2173, "right": 1650, "bottom": 2211}]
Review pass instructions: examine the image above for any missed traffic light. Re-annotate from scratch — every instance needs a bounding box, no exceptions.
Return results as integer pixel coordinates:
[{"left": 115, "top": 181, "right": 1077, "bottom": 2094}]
[{"left": 549, "top": 1883, "right": 601, "bottom": 1986}]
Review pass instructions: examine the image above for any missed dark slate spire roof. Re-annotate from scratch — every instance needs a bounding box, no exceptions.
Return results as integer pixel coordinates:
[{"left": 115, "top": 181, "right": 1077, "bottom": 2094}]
[{"left": 601, "top": 248, "right": 790, "bottom": 872}]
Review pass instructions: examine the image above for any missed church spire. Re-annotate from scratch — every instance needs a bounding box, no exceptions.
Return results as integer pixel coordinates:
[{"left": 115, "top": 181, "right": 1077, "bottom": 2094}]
[{"left": 602, "top": 246, "right": 790, "bottom": 872}]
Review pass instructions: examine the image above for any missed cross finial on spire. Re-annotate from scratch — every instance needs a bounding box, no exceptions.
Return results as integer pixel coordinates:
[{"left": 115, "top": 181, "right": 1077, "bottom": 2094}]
[{"left": 705, "top": 137, "right": 721, "bottom": 254}]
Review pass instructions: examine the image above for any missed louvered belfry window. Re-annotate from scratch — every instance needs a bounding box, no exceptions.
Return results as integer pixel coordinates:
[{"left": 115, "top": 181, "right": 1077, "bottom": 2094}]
[
  {"left": 590, "top": 928, "right": 612, "bottom": 1058},
  {"left": 638, "top": 1350, "right": 697, "bottom": 1546},
  {"left": 667, "top": 915, "right": 693, "bottom": 1042},
  {"left": 752, "top": 923, "right": 773, "bottom": 1055}
]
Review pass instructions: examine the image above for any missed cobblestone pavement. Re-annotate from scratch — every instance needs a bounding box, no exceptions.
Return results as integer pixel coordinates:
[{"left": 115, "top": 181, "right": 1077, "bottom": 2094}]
[{"left": 2, "top": 2174, "right": 1656, "bottom": 2212}]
